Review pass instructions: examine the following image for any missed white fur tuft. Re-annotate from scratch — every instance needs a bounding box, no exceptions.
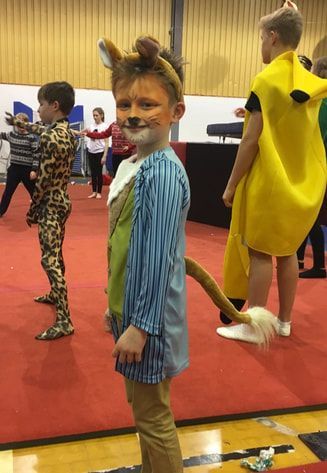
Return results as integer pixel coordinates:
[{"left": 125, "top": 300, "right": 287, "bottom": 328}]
[{"left": 247, "top": 306, "right": 278, "bottom": 347}]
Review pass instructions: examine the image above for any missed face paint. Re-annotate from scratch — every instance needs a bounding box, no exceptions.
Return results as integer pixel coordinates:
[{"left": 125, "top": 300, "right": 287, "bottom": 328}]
[{"left": 115, "top": 74, "right": 178, "bottom": 147}]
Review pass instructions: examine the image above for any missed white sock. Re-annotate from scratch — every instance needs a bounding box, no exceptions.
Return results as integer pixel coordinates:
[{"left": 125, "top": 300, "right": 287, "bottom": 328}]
[{"left": 278, "top": 320, "right": 291, "bottom": 328}]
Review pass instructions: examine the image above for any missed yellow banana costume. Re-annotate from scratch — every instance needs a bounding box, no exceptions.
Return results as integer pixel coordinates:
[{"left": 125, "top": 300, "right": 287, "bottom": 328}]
[
  {"left": 99, "top": 35, "right": 278, "bottom": 346},
  {"left": 224, "top": 51, "right": 327, "bottom": 300}
]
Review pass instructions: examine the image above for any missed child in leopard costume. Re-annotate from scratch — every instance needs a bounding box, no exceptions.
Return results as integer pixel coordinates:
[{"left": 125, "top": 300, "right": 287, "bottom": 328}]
[{"left": 6, "top": 81, "right": 77, "bottom": 340}]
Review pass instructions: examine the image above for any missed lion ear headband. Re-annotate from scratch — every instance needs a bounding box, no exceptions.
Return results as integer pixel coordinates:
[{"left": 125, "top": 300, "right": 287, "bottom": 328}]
[{"left": 97, "top": 35, "right": 184, "bottom": 102}]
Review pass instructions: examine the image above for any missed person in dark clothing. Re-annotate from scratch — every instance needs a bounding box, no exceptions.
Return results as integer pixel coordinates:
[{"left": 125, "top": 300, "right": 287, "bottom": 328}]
[
  {"left": 297, "top": 56, "right": 327, "bottom": 279},
  {"left": 0, "top": 113, "right": 40, "bottom": 217}
]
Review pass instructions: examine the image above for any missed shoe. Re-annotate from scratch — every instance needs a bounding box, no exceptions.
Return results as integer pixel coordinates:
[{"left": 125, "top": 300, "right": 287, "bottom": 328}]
[
  {"left": 34, "top": 294, "right": 54, "bottom": 304},
  {"left": 88, "top": 193, "right": 96, "bottom": 199},
  {"left": 35, "top": 322, "right": 74, "bottom": 340},
  {"left": 220, "top": 298, "right": 246, "bottom": 325},
  {"left": 277, "top": 320, "right": 291, "bottom": 337},
  {"left": 96, "top": 193, "right": 102, "bottom": 199},
  {"left": 299, "top": 268, "right": 326, "bottom": 279},
  {"left": 216, "top": 323, "right": 264, "bottom": 344}
]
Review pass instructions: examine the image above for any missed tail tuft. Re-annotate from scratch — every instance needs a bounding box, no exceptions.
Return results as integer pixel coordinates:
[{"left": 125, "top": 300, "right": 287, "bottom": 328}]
[{"left": 246, "top": 306, "right": 278, "bottom": 347}]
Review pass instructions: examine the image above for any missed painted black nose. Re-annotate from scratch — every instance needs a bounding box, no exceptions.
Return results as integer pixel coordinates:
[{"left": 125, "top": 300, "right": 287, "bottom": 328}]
[{"left": 128, "top": 116, "right": 140, "bottom": 127}]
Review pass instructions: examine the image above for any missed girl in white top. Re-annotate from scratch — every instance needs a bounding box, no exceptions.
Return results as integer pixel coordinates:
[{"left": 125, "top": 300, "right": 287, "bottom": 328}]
[{"left": 85, "top": 107, "right": 108, "bottom": 199}]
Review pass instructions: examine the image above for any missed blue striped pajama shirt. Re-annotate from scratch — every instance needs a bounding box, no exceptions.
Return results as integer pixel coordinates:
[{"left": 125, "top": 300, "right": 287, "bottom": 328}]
[{"left": 112, "top": 147, "right": 190, "bottom": 384}]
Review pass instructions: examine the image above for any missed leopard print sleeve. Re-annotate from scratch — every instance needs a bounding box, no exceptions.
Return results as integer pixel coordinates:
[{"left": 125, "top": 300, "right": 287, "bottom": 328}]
[
  {"left": 30, "top": 130, "right": 56, "bottom": 209},
  {"left": 13, "top": 119, "right": 47, "bottom": 136}
]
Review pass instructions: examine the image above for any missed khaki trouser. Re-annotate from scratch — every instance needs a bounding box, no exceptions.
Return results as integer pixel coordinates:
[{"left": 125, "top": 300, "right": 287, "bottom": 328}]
[{"left": 125, "top": 377, "right": 184, "bottom": 473}]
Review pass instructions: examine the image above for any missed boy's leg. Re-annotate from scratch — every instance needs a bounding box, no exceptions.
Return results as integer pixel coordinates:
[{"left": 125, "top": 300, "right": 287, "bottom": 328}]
[
  {"left": 276, "top": 253, "right": 298, "bottom": 323},
  {"left": 217, "top": 248, "right": 273, "bottom": 343},
  {"left": 125, "top": 377, "right": 183, "bottom": 473},
  {"left": 21, "top": 166, "right": 36, "bottom": 197},
  {"left": 35, "top": 213, "right": 73, "bottom": 340},
  {"left": 58, "top": 220, "right": 67, "bottom": 276},
  {"left": 299, "top": 224, "right": 326, "bottom": 278},
  {"left": 248, "top": 248, "right": 273, "bottom": 307},
  {"left": 0, "top": 165, "right": 20, "bottom": 216}
]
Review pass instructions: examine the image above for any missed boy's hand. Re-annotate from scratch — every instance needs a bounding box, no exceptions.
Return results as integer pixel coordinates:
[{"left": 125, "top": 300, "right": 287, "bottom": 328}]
[
  {"left": 234, "top": 107, "right": 246, "bottom": 118},
  {"left": 222, "top": 184, "right": 236, "bottom": 207},
  {"left": 112, "top": 325, "right": 147, "bottom": 364},
  {"left": 30, "top": 171, "right": 37, "bottom": 180},
  {"left": 5, "top": 112, "right": 15, "bottom": 126}
]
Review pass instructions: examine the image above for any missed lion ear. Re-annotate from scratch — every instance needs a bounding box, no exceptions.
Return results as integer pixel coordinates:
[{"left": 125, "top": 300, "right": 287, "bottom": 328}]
[
  {"left": 134, "top": 36, "right": 160, "bottom": 67},
  {"left": 97, "top": 38, "right": 124, "bottom": 69}
]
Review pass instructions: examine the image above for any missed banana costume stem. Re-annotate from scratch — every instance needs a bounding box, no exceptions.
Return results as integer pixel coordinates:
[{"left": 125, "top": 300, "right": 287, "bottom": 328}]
[{"left": 185, "top": 257, "right": 278, "bottom": 346}]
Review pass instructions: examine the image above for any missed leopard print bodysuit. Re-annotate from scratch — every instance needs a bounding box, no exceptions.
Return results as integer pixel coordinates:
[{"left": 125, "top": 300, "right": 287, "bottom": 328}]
[{"left": 26, "top": 118, "right": 77, "bottom": 340}]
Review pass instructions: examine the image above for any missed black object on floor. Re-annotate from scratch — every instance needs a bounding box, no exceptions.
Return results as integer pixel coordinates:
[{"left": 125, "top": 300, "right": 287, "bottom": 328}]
[
  {"left": 220, "top": 298, "right": 246, "bottom": 324},
  {"left": 298, "top": 431, "right": 327, "bottom": 460},
  {"left": 88, "top": 443, "right": 294, "bottom": 472}
]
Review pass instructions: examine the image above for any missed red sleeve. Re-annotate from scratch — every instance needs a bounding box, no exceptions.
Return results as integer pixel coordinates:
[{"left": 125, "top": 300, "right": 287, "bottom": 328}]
[
  {"left": 86, "top": 123, "right": 112, "bottom": 139},
  {"left": 127, "top": 143, "right": 136, "bottom": 153}
]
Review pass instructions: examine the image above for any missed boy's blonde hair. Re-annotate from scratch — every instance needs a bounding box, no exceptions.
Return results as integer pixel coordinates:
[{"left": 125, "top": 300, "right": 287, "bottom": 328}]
[
  {"left": 259, "top": 7, "right": 303, "bottom": 49},
  {"left": 313, "top": 56, "right": 327, "bottom": 79},
  {"left": 15, "top": 112, "right": 29, "bottom": 123}
]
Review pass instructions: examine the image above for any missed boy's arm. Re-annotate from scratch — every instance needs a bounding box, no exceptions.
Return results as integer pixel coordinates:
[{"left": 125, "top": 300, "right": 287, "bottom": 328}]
[
  {"left": 223, "top": 110, "right": 263, "bottom": 207},
  {"left": 24, "top": 122, "right": 46, "bottom": 135},
  {"left": 27, "top": 132, "right": 56, "bottom": 222},
  {"left": 31, "top": 136, "right": 41, "bottom": 172},
  {"left": 131, "top": 163, "right": 186, "bottom": 334},
  {"left": 5, "top": 112, "right": 46, "bottom": 135},
  {"left": 29, "top": 136, "right": 41, "bottom": 181},
  {"left": 86, "top": 124, "right": 112, "bottom": 139},
  {"left": 0, "top": 132, "right": 10, "bottom": 142}
]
